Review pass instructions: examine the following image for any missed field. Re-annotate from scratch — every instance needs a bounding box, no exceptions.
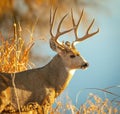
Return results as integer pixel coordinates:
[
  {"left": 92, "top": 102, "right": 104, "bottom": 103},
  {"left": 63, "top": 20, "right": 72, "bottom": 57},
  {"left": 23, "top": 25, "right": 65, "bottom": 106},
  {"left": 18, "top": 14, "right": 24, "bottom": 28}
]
[{"left": 0, "top": 23, "right": 120, "bottom": 114}]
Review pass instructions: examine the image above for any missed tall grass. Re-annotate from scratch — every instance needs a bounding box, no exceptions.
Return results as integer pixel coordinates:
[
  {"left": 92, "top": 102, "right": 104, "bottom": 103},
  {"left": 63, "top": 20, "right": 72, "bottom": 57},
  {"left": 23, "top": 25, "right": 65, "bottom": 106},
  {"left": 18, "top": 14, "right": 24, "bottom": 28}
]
[
  {"left": 0, "top": 23, "right": 34, "bottom": 73},
  {"left": 50, "top": 91, "right": 120, "bottom": 114}
]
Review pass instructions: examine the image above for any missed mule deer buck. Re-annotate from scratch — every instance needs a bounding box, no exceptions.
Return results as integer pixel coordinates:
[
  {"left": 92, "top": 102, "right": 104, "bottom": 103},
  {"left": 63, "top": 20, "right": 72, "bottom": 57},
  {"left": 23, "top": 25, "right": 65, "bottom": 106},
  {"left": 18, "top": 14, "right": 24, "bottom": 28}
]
[{"left": 0, "top": 9, "right": 99, "bottom": 113}]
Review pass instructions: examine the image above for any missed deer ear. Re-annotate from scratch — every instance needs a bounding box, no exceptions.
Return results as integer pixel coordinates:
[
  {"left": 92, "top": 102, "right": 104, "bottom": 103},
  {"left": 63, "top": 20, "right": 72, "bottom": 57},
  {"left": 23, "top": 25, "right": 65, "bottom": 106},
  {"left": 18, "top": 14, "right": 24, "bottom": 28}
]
[
  {"left": 56, "top": 48, "right": 67, "bottom": 57},
  {"left": 50, "top": 39, "right": 65, "bottom": 53},
  {"left": 50, "top": 39, "right": 57, "bottom": 51}
]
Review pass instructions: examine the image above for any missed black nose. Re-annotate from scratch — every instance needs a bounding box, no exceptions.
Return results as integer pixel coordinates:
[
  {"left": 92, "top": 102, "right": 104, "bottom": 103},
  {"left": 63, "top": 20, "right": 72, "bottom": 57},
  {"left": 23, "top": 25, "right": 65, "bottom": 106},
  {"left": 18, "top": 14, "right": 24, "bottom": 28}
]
[{"left": 81, "top": 62, "right": 89, "bottom": 69}]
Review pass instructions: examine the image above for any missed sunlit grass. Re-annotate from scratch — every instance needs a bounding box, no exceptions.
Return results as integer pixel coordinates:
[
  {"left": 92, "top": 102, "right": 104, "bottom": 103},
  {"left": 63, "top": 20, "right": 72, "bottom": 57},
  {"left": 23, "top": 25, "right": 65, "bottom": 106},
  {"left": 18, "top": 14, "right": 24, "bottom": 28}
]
[
  {"left": 0, "top": 23, "right": 34, "bottom": 73},
  {"left": 50, "top": 92, "right": 120, "bottom": 114}
]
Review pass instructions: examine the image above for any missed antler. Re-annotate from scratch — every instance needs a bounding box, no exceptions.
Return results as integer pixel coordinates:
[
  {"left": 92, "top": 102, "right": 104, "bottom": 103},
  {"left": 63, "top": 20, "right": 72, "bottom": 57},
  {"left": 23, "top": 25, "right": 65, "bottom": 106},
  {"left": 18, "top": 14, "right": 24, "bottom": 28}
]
[
  {"left": 71, "top": 9, "right": 99, "bottom": 48},
  {"left": 50, "top": 8, "right": 74, "bottom": 51}
]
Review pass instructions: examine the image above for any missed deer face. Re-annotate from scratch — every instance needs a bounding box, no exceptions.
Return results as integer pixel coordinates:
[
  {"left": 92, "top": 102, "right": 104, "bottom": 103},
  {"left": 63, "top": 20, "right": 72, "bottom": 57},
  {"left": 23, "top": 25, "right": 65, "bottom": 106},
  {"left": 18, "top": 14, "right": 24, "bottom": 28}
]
[
  {"left": 56, "top": 42, "right": 89, "bottom": 70},
  {"left": 61, "top": 51, "right": 88, "bottom": 70}
]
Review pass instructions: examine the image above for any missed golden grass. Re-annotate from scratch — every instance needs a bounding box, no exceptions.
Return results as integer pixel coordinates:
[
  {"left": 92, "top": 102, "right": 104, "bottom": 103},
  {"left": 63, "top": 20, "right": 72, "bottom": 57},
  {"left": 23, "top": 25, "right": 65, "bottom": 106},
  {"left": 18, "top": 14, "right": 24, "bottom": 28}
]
[
  {"left": 50, "top": 93, "right": 120, "bottom": 114},
  {"left": 79, "top": 93, "right": 118, "bottom": 114},
  {"left": 0, "top": 23, "right": 34, "bottom": 73}
]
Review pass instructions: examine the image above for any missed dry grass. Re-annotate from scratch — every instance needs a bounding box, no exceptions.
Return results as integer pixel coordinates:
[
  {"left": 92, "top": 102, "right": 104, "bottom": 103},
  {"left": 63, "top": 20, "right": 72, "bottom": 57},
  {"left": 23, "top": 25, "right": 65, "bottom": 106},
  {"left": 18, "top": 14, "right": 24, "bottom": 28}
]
[
  {"left": 0, "top": 23, "right": 34, "bottom": 73},
  {"left": 50, "top": 93, "right": 120, "bottom": 114},
  {"left": 79, "top": 93, "right": 118, "bottom": 114}
]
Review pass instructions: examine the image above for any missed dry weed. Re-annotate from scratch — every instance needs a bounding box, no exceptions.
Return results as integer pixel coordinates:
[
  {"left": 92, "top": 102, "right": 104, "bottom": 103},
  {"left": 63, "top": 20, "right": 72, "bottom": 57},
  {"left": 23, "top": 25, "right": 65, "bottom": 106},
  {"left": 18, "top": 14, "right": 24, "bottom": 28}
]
[
  {"left": 0, "top": 23, "right": 34, "bottom": 73},
  {"left": 79, "top": 93, "right": 119, "bottom": 114},
  {"left": 49, "top": 93, "right": 120, "bottom": 114}
]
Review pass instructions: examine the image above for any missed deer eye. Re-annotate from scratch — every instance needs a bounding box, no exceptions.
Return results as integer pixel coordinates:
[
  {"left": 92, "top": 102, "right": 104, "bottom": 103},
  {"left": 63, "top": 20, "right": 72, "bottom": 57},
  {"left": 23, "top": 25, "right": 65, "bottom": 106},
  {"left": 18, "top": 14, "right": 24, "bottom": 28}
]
[{"left": 70, "top": 55, "right": 76, "bottom": 58}]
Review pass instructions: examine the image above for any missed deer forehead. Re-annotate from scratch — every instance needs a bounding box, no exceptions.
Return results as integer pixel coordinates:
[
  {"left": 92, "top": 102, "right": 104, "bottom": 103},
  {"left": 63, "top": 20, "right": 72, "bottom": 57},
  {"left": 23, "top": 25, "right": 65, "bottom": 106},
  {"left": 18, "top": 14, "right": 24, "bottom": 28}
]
[
  {"left": 64, "top": 45, "right": 80, "bottom": 55},
  {"left": 71, "top": 48, "right": 80, "bottom": 55}
]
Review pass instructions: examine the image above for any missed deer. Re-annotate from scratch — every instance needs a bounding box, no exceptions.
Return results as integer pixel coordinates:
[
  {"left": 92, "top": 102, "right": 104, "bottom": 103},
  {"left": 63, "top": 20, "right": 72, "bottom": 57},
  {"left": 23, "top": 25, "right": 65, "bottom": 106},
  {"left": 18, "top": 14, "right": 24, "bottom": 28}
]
[{"left": 0, "top": 9, "right": 99, "bottom": 114}]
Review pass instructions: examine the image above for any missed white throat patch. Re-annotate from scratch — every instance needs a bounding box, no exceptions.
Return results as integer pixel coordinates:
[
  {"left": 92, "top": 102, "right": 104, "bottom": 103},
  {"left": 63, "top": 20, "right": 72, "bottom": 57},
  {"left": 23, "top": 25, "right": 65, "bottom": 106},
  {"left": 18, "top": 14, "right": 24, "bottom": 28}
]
[
  {"left": 65, "top": 67, "right": 76, "bottom": 86},
  {"left": 66, "top": 67, "right": 76, "bottom": 76}
]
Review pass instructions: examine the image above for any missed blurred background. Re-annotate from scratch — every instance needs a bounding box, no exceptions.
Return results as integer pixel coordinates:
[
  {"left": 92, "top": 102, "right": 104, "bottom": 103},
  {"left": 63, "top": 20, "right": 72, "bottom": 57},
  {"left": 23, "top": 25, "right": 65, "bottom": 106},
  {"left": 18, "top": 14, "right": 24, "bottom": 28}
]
[{"left": 0, "top": 0, "right": 120, "bottom": 107}]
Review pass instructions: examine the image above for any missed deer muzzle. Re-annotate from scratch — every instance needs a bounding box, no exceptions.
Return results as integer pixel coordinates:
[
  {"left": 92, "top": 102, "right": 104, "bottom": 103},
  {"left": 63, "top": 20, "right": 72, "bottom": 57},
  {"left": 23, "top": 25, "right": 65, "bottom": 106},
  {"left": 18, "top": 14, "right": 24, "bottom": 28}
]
[{"left": 81, "top": 62, "right": 89, "bottom": 70}]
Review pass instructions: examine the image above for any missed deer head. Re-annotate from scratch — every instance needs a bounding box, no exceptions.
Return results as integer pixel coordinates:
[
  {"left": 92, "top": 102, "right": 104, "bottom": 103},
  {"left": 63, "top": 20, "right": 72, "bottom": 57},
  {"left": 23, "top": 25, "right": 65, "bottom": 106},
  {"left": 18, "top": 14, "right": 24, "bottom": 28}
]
[{"left": 49, "top": 8, "right": 99, "bottom": 70}]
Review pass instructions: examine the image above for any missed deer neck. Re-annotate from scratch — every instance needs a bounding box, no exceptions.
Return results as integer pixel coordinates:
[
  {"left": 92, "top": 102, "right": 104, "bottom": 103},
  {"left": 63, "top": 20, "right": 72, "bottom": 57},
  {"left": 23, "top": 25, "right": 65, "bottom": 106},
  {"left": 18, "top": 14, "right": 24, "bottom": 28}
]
[{"left": 46, "top": 54, "right": 76, "bottom": 96}]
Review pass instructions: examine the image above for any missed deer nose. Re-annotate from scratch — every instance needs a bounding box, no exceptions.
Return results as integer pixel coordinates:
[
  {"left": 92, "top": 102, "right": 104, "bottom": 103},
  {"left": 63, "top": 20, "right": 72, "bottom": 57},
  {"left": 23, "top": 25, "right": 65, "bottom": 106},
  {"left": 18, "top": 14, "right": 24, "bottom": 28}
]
[{"left": 81, "top": 62, "right": 89, "bottom": 70}]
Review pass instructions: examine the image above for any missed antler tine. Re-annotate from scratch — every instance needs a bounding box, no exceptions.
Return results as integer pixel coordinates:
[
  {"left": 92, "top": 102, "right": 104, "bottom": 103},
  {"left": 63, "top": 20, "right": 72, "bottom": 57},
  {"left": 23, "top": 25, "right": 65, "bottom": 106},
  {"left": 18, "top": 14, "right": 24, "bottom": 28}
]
[
  {"left": 50, "top": 8, "right": 57, "bottom": 37},
  {"left": 55, "top": 13, "right": 75, "bottom": 41},
  {"left": 57, "top": 13, "right": 68, "bottom": 34},
  {"left": 71, "top": 9, "right": 84, "bottom": 41}
]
